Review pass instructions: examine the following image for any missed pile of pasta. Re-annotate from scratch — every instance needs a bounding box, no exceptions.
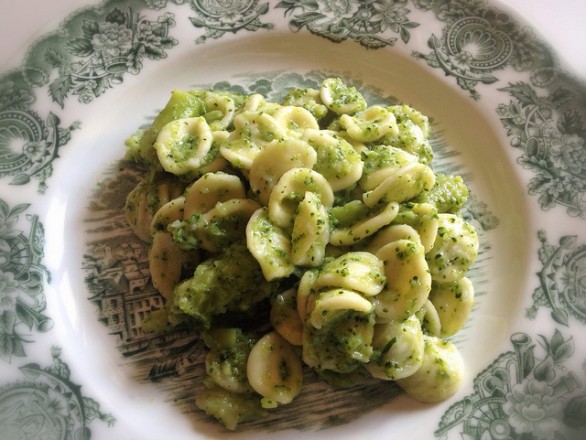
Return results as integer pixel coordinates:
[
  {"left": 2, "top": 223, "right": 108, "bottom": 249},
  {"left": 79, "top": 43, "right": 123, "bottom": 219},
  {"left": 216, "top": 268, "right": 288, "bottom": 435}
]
[{"left": 124, "top": 78, "right": 478, "bottom": 429}]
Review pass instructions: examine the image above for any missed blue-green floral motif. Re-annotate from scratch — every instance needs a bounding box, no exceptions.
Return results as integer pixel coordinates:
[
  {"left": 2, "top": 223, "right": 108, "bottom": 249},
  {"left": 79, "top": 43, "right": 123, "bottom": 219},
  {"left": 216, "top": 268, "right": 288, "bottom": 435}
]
[
  {"left": 411, "top": 0, "right": 547, "bottom": 100},
  {"left": 0, "top": 72, "right": 79, "bottom": 193},
  {"left": 276, "top": 0, "right": 419, "bottom": 48},
  {"left": 527, "top": 231, "right": 586, "bottom": 326},
  {"left": 435, "top": 330, "right": 585, "bottom": 440},
  {"left": 23, "top": 1, "right": 178, "bottom": 107},
  {"left": 188, "top": 0, "right": 274, "bottom": 44},
  {"left": 0, "top": 200, "right": 51, "bottom": 362},
  {"left": 497, "top": 80, "right": 586, "bottom": 218},
  {"left": 0, "top": 346, "right": 115, "bottom": 439}
]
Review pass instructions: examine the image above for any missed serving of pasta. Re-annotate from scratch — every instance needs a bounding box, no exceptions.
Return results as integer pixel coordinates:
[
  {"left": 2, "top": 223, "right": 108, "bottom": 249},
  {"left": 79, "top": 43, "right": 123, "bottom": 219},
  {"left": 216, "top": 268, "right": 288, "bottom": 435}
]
[{"left": 123, "top": 77, "right": 478, "bottom": 430}]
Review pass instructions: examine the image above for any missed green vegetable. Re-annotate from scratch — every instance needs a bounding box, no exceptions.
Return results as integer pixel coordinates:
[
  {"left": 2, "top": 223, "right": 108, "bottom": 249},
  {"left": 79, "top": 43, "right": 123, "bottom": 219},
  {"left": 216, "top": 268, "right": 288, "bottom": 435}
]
[
  {"left": 125, "top": 90, "right": 206, "bottom": 165},
  {"left": 195, "top": 383, "right": 265, "bottom": 430},
  {"left": 173, "top": 241, "right": 278, "bottom": 328},
  {"left": 414, "top": 173, "right": 469, "bottom": 213}
]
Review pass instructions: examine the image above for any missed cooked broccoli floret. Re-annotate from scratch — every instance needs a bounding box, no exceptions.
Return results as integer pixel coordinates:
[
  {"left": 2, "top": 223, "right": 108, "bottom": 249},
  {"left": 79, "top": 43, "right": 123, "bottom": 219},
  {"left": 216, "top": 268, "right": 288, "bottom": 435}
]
[
  {"left": 414, "top": 173, "right": 469, "bottom": 213},
  {"left": 173, "top": 242, "right": 278, "bottom": 328}
]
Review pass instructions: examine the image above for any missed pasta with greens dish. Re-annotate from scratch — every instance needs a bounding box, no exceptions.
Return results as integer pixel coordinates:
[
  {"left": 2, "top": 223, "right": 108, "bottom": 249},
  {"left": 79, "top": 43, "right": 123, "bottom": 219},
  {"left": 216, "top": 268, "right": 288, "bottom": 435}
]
[{"left": 123, "top": 77, "right": 478, "bottom": 430}]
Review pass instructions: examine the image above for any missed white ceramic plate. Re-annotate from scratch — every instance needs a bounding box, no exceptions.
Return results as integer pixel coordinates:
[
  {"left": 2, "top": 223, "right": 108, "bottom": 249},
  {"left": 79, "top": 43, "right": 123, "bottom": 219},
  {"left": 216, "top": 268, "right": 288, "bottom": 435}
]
[{"left": 0, "top": 1, "right": 584, "bottom": 439}]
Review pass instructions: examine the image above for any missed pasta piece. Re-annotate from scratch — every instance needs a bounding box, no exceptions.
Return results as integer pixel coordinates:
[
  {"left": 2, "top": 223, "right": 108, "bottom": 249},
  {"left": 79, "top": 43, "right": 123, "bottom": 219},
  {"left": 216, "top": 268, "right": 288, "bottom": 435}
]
[
  {"left": 291, "top": 192, "right": 330, "bottom": 267},
  {"left": 183, "top": 172, "right": 245, "bottom": 218},
  {"left": 203, "top": 92, "right": 236, "bottom": 131},
  {"left": 374, "top": 239, "right": 432, "bottom": 321},
  {"left": 195, "top": 198, "right": 261, "bottom": 253},
  {"left": 391, "top": 203, "right": 439, "bottom": 253},
  {"left": 309, "top": 288, "right": 373, "bottom": 329},
  {"left": 220, "top": 110, "right": 285, "bottom": 170},
  {"left": 314, "top": 252, "right": 386, "bottom": 297},
  {"left": 363, "top": 162, "right": 436, "bottom": 207},
  {"left": 270, "top": 288, "right": 303, "bottom": 346},
  {"left": 360, "top": 145, "right": 420, "bottom": 192},
  {"left": 329, "top": 201, "right": 399, "bottom": 246},
  {"left": 203, "top": 328, "right": 255, "bottom": 394},
  {"left": 367, "top": 224, "right": 421, "bottom": 255},
  {"left": 396, "top": 336, "right": 464, "bottom": 403},
  {"left": 429, "top": 277, "right": 475, "bottom": 337},
  {"left": 249, "top": 139, "right": 317, "bottom": 205},
  {"left": 125, "top": 172, "right": 185, "bottom": 242},
  {"left": 246, "top": 208, "right": 295, "bottom": 281},
  {"left": 339, "top": 105, "right": 398, "bottom": 142},
  {"left": 303, "top": 309, "right": 375, "bottom": 372},
  {"left": 365, "top": 314, "right": 424, "bottom": 380},
  {"left": 150, "top": 196, "right": 185, "bottom": 236},
  {"left": 154, "top": 117, "right": 213, "bottom": 175},
  {"left": 247, "top": 331, "right": 303, "bottom": 406},
  {"left": 281, "top": 87, "right": 328, "bottom": 120},
  {"left": 149, "top": 231, "right": 192, "bottom": 300},
  {"left": 272, "top": 105, "right": 320, "bottom": 135},
  {"left": 303, "top": 129, "right": 363, "bottom": 191},
  {"left": 381, "top": 105, "right": 433, "bottom": 164},
  {"left": 426, "top": 214, "right": 479, "bottom": 283},
  {"left": 268, "top": 167, "right": 334, "bottom": 230},
  {"left": 297, "top": 268, "right": 319, "bottom": 320},
  {"left": 416, "top": 299, "right": 442, "bottom": 337},
  {"left": 320, "top": 77, "right": 367, "bottom": 115},
  {"left": 243, "top": 93, "right": 281, "bottom": 114}
]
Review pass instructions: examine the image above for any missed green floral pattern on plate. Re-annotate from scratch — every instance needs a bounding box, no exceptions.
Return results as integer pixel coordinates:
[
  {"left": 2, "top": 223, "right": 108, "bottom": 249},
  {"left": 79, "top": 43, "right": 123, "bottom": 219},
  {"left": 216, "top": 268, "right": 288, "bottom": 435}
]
[
  {"left": 0, "top": 346, "right": 115, "bottom": 439},
  {"left": 0, "top": 200, "right": 51, "bottom": 362},
  {"left": 24, "top": 3, "right": 178, "bottom": 107},
  {"left": 276, "top": 0, "right": 419, "bottom": 47},
  {"left": 436, "top": 329, "right": 585, "bottom": 440}
]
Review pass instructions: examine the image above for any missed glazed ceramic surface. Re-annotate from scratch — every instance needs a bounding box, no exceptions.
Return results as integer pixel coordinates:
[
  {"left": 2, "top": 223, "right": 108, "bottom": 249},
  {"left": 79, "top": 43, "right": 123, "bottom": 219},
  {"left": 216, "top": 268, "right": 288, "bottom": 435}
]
[{"left": 0, "top": 1, "right": 584, "bottom": 439}]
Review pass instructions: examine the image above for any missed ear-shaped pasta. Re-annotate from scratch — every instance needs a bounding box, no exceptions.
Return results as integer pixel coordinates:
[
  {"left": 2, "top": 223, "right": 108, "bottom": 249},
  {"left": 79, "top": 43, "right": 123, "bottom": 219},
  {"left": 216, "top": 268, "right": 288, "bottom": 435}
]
[
  {"left": 149, "top": 231, "right": 195, "bottom": 300},
  {"left": 246, "top": 208, "right": 295, "bottom": 281},
  {"left": 281, "top": 87, "right": 328, "bottom": 120},
  {"left": 154, "top": 117, "right": 213, "bottom": 175},
  {"left": 196, "top": 198, "right": 261, "bottom": 253},
  {"left": 183, "top": 172, "right": 245, "bottom": 218},
  {"left": 220, "top": 111, "right": 285, "bottom": 170},
  {"left": 426, "top": 214, "right": 479, "bottom": 283},
  {"left": 270, "top": 288, "right": 303, "bottom": 346},
  {"left": 367, "top": 224, "right": 421, "bottom": 255},
  {"left": 297, "top": 268, "right": 320, "bottom": 320},
  {"left": 268, "top": 167, "right": 334, "bottom": 230},
  {"left": 396, "top": 336, "right": 464, "bottom": 403},
  {"left": 309, "top": 288, "right": 373, "bottom": 329},
  {"left": 247, "top": 331, "right": 303, "bottom": 406},
  {"left": 330, "top": 201, "right": 399, "bottom": 246},
  {"left": 303, "top": 129, "right": 363, "bottom": 191},
  {"left": 374, "top": 239, "right": 432, "bottom": 321},
  {"left": 429, "top": 277, "right": 474, "bottom": 337},
  {"left": 244, "top": 93, "right": 281, "bottom": 114},
  {"left": 150, "top": 196, "right": 185, "bottom": 236},
  {"left": 203, "top": 328, "right": 255, "bottom": 394},
  {"left": 388, "top": 104, "right": 431, "bottom": 139},
  {"left": 363, "top": 162, "right": 436, "bottom": 207},
  {"left": 125, "top": 172, "right": 185, "bottom": 242},
  {"left": 320, "top": 77, "right": 367, "bottom": 115},
  {"left": 360, "top": 145, "right": 419, "bottom": 191},
  {"left": 365, "top": 314, "right": 424, "bottom": 380},
  {"left": 249, "top": 139, "right": 317, "bottom": 205},
  {"left": 203, "top": 92, "right": 236, "bottom": 131},
  {"left": 416, "top": 299, "right": 442, "bottom": 337},
  {"left": 272, "top": 105, "right": 320, "bottom": 135},
  {"left": 291, "top": 191, "right": 330, "bottom": 267},
  {"left": 339, "top": 105, "right": 398, "bottom": 142},
  {"left": 314, "top": 252, "right": 386, "bottom": 297}
]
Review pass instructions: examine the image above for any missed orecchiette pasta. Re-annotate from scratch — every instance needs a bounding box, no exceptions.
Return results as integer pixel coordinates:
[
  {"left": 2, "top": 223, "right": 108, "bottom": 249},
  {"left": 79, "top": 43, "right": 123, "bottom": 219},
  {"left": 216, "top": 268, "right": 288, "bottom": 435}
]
[
  {"left": 247, "top": 331, "right": 303, "bottom": 406},
  {"left": 124, "top": 77, "right": 480, "bottom": 429}
]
